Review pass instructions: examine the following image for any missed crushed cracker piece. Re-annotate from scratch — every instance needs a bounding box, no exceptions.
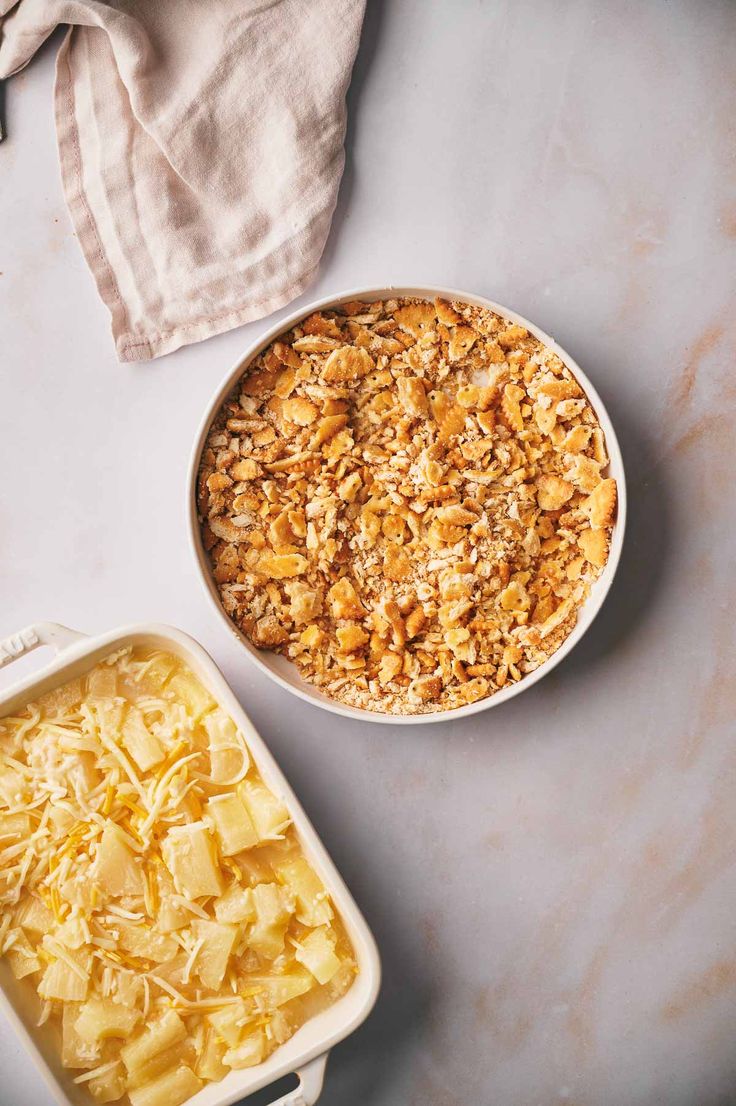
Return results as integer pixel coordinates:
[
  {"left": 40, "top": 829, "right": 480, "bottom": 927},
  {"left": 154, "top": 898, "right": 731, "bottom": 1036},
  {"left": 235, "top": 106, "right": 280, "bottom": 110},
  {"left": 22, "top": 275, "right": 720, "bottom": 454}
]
[
  {"left": 328, "top": 577, "right": 365, "bottom": 619},
  {"left": 578, "top": 528, "right": 608, "bottom": 568},
  {"left": 395, "top": 302, "right": 436, "bottom": 337},
  {"left": 582, "top": 478, "right": 617, "bottom": 529},
  {"left": 448, "top": 326, "right": 478, "bottom": 362},
  {"left": 322, "top": 345, "right": 374, "bottom": 382},
  {"left": 259, "top": 553, "right": 308, "bottom": 579},
  {"left": 397, "top": 376, "right": 429, "bottom": 417},
  {"left": 536, "top": 475, "right": 575, "bottom": 511}
]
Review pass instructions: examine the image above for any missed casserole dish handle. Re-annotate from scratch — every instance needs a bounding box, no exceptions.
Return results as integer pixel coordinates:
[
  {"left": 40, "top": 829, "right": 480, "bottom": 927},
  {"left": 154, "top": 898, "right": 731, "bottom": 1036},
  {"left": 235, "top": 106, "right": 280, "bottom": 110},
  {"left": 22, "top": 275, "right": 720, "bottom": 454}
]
[
  {"left": 270, "top": 1053, "right": 328, "bottom": 1106},
  {"left": 0, "top": 622, "right": 87, "bottom": 673}
]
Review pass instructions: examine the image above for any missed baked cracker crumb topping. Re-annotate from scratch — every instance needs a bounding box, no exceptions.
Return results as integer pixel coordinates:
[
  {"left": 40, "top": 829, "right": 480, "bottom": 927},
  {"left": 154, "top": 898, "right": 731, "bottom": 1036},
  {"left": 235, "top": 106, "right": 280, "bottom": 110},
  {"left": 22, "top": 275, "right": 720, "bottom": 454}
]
[{"left": 198, "top": 297, "right": 618, "bottom": 715}]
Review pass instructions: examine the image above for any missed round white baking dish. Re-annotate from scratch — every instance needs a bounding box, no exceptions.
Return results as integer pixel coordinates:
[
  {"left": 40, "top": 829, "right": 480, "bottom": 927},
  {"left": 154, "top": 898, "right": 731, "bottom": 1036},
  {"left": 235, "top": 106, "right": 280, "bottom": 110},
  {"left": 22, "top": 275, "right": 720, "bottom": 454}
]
[{"left": 188, "top": 286, "right": 627, "bottom": 726}]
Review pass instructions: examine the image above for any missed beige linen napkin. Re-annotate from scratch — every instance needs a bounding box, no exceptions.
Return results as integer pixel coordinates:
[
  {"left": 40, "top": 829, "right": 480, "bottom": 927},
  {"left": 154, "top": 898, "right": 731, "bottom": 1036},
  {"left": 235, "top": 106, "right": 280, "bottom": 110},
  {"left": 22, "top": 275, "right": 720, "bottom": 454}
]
[{"left": 0, "top": 0, "right": 365, "bottom": 361}]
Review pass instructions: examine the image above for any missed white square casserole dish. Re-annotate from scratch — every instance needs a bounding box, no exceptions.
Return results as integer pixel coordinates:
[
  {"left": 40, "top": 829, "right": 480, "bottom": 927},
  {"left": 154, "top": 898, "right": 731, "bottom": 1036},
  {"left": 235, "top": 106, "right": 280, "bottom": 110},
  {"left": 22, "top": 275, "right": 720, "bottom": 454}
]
[{"left": 0, "top": 621, "right": 380, "bottom": 1106}]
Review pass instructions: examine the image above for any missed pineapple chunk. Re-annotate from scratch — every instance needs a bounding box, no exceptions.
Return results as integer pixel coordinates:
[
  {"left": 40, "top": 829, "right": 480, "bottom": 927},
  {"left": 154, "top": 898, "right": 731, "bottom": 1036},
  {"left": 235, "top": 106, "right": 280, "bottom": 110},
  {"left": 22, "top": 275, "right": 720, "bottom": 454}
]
[
  {"left": 231, "top": 848, "right": 274, "bottom": 886},
  {"left": 59, "top": 863, "right": 96, "bottom": 911},
  {"left": 117, "top": 924, "right": 178, "bottom": 964},
  {"left": 214, "top": 884, "right": 254, "bottom": 924},
  {"left": 112, "top": 972, "right": 144, "bottom": 1008},
  {"left": 276, "top": 857, "right": 333, "bottom": 927},
  {"left": 87, "top": 666, "right": 117, "bottom": 698},
  {"left": 0, "top": 811, "right": 31, "bottom": 839},
  {"left": 269, "top": 1008, "right": 296, "bottom": 1047},
  {"left": 155, "top": 866, "right": 189, "bottom": 933},
  {"left": 190, "top": 918, "right": 238, "bottom": 990},
  {"left": 61, "top": 1003, "right": 101, "bottom": 1069},
  {"left": 240, "top": 779, "right": 290, "bottom": 840},
  {"left": 244, "top": 968, "right": 314, "bottom": 1008},
  {"left": 157, "top": 897, "right": 188, "bottom": 933},
  {"left": 196, "top": 1028, "right": 228, "bottom": 1082},
  {"left": 93, "top": 699, "right": 125, "bottom": 737},
  {"left": 206, "top": 793, "right": 258, "bottom": 856},
  {"left": 75, "top": 997, "right": 141, "bottom": 1042},
  {"left": 122, "top": 707, "right": 164, "bottom": 772},
  {"left": 121, "top": 1010, "right": 187, "bottom": 1073},
  {"left": 294, "top": 927, "right": 341, "bottom": 985},
  {"left": 203, "top": 710, "right": 248, "bottom": 784},
  {"left": 37, "top": 677, "right": 83, "bottom": 715},
  {"left": 63, "top": 749, "right": 102, "bottom": 798},
  {"left": 7, "top": 944, "right": 41, "bottom": 979},
  {"left": 94, "top": 825, "right": 143, "bottom": 897},
  {"left": 88, "top": 1062, "right": 126, "bottom": 1104},
  {"left": 223, "top": 1028, "right": 265, "bottom": 1070},
  {"left": 145, "top": 951, "right": 190, "bottom": 989},
  {"left": 126, "top": 1041, "right": 194, "bottom": 1091},
  {"left": 207, "top": 1000, "right": 251, "bottom": 1047},
  {"left": 49, "top": 805, "right": 75, "bottom": 835},
  {"left": 162, "top": 822, "right": 222, "bottom": 899},
  {"left": 326, "top": 958, "right": 355, "bottom": 999},
  {"left": 0, "top": 768, "right": 26, "bottom": 806},
  {"left": 139, "top": 653, "right": 177, "bottom": 694},
  {"left": 248, "top": 883, "right": 293, "bottom": 959},
  {"left": 54, "top": 913, "right": 87, "bottom": 951},
  {"left": 38, "top": 954, "right": 89, "bottom": 1002},
  {"left": 13, "top": 893, "right": 54, "bottom": 937},
  {"left": 168, "top": 672, "right": 215, "bottom": 720},
  {"left": 128, "top": 1065, "right": 203, "bottom": 1106}
]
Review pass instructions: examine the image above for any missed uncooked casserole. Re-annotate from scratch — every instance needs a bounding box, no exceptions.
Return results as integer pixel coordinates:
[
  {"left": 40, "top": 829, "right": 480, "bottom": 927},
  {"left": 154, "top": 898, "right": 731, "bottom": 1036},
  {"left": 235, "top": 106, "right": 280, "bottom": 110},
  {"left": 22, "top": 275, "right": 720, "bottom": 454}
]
[{"left": 0, "top": 646, "right": 356, "bottom": 1106}]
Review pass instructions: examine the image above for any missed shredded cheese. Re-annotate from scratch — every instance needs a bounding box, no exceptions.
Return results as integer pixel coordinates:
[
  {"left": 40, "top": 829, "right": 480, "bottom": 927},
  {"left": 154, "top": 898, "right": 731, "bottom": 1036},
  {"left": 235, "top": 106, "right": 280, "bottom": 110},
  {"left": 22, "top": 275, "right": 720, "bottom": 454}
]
[
  {"left": 182, "top": 935, "right": 206, "bottom": 985},
  {"left": 171, "top": 894, "right": 209, "bottom": 920},
  {"left": 73, "top": 1060, "right": 120, "bottom": 1085}
]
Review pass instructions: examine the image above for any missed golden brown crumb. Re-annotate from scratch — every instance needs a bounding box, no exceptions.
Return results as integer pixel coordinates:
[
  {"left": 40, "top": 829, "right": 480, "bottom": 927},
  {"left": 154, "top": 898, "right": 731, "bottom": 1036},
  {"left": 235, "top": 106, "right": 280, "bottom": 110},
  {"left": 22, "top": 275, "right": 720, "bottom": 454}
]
[{"left": 197, "top": 297, "right": 617, "bottom": 715}]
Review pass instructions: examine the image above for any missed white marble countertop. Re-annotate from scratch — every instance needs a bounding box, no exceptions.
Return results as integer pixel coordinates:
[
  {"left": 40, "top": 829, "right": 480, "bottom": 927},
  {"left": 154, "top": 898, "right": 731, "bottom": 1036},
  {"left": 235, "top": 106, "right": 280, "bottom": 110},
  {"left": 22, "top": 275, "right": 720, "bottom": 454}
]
[{"left": 2, "top": 3, "right": 736, "bottom": 1105}]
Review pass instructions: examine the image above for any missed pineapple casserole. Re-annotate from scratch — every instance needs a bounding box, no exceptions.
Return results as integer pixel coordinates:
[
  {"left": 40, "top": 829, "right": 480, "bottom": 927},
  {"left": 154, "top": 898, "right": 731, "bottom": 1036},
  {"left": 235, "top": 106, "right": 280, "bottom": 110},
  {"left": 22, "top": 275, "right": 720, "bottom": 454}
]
[
  {"left": 0, "top": 649, "right": 355, "bottom": 1106},
  {"left": 198, "top": 297, "right": 618, "bottom": 715}
]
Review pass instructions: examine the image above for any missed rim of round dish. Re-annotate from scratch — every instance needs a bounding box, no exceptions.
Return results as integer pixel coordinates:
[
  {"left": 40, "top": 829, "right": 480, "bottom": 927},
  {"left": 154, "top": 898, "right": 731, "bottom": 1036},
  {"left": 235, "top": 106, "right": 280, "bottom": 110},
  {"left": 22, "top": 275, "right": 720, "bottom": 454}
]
[{"left": 187, "top": 285, "right": 627, "bottom": 726}]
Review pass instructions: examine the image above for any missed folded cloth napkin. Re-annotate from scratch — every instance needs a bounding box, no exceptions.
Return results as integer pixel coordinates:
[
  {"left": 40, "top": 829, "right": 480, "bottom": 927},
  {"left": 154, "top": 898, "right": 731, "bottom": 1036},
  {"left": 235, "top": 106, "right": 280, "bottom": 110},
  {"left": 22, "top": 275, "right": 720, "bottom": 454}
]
[{"left": 0, "top": 0, "right": 365, "bottom": 361}]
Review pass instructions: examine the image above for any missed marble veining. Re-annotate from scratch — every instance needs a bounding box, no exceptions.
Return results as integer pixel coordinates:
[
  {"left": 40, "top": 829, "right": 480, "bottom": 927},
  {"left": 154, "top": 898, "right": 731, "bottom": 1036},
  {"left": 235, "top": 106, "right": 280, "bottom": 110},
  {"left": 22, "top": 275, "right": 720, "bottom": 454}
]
[{"left": 1, "top": 2, "right": 735, "bottom": 1105}]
